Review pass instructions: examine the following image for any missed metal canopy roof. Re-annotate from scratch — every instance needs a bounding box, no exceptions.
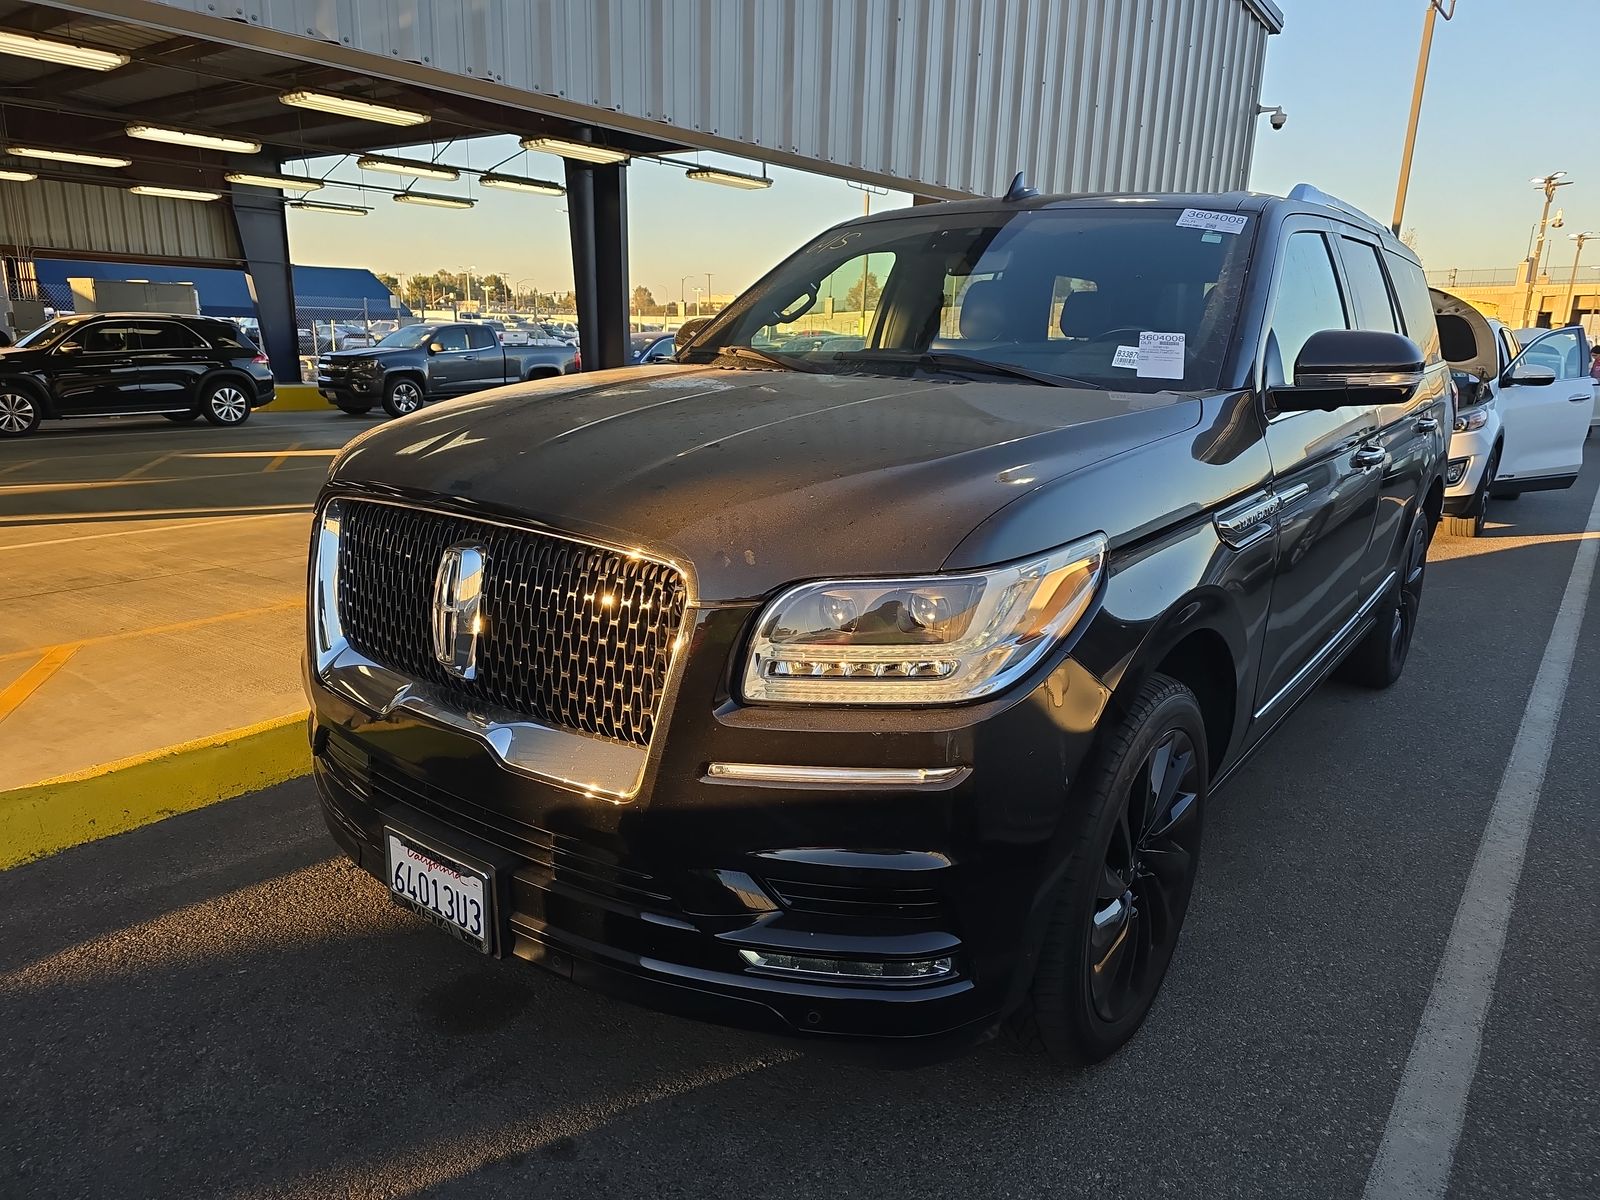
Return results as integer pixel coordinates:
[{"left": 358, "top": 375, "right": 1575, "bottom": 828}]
[{"left": 0, "top": 1, "right": 681, "bottom": 196}]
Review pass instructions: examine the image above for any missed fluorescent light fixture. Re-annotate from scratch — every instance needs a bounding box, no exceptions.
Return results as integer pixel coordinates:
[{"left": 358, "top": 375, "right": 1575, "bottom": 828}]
[
  {"left": 478, "top": 172, "right": 565, "bottom": 196},
  {"left": 0, "top": 169, "right": 37, "bottom": 182},
  {"left": 686, "top": 166, "right": 773, "bottom": 191},
  {"left": 129, "top": 184, "right": 221, "bottom": 202},
  {"left": 224, "top": 170, "right": 323, "bottom": 192},
  {"left": 0, "top": 29, "right": 129, "bottom": 71},
  {"left": 280, "top": 90, "right": 429, "bottom": 127},
  {"left": 393, "top": 190, "right": 475, "bottom": 210},
  {"left": 126, "top": 124, "right": 261, "bottom": 154},
  {"left": 288, "top": 199, "right": 370, "bottom": 216},
  {"left": 519, "top": 136, "right": 628, "bottom": 164},
  {"left": 5, "top": 145, "right": 131, "bottom": 168},
  {"left": 357, "top": 154, "right": 458, "bottom": 181}
]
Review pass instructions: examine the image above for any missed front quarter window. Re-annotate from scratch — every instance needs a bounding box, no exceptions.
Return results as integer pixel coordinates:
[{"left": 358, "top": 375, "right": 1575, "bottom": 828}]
[{"left": 684, "top": 207, "right": 1256, "bottom": 392}]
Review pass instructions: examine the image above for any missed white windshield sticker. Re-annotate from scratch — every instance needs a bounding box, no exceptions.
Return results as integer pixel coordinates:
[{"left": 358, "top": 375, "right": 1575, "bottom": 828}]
[
  {"left": 1111, "top": 345, "right": 1139, "bottom": 369},
  {"left": 1176, "top": 208, "right": 1248, "bottom": 235},
  {"left": 1137, "top": 332, "right": 1186, "bottom": 380}
]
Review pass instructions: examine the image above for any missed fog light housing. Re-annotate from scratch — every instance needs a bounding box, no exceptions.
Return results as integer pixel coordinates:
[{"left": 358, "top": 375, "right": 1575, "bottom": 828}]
[
  {"left": 1446, "top": 458, "right": 1468, "bottom": 485},
  {"left": 738, "top": 949, "right": 954, "bottom": 980}
]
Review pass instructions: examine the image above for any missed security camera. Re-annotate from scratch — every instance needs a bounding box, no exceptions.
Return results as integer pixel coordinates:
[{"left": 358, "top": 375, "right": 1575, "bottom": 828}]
[{"left": 1258, "top": 104, "right": 1287, "bottom": 130}]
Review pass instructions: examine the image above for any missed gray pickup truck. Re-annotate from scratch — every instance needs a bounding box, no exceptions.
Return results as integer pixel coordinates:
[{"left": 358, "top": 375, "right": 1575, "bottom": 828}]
[{"left": 316, "top": 321, "right": 578, "bottom": 417}]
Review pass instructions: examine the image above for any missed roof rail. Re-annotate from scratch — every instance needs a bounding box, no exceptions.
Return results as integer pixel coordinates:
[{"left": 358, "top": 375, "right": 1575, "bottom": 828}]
[{"left": 1286, "top": 183, "right": 1386, "bottom": 234}]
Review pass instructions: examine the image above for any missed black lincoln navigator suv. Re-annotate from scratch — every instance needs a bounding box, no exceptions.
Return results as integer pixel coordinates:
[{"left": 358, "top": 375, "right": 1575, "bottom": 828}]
[{"left": 306, "top": 183, "right": 1446, "bottom": 1064}]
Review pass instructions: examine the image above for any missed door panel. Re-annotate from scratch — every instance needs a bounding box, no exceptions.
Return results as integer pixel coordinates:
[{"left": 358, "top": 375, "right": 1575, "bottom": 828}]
[
  {"left": 464, "top": 325, "right": 506, "bottom": 386},
  {"left": 425, "top": 326, "right": 474, "bottom": 395},
  {"left": 1498, "top": 329, "right": 1591, "bottom": 484},
  {"left": 127, "top": 321, "right": 208, "bottom": 410},
  {"left": 49, "top": 323, "right": 144, "bottom": 412}
]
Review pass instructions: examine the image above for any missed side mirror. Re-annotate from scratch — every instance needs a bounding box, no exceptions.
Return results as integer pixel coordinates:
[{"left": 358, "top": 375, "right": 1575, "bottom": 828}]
[
  {"left": 674, "top": 317, "right": 710, "bottom": 354},
  {"left": 646, "top": 350, "right": 675, "bottom": 364},
  {"left": 1272, "top": 329, "right": 1424, "bottom": 411},
  {"left": 1504, "top": 363, "right": 1556, "bottom": 387},
  {"left": 427, "top": 342, "right": 444, "bottom": 355}
]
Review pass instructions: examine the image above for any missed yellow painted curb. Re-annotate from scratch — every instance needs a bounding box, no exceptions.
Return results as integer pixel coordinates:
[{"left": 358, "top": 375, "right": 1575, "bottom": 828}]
[
  {"left": 262, "top": 384, "right": 336, "bottom": 412},
  {"left": 0, "top": 711, "right": 311, "bottom": 870}
]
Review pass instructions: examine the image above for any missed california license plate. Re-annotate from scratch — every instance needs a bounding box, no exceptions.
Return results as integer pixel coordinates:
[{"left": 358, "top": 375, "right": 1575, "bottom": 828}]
[{"left": 385, "top": 831, "right": 492, "bottom": 953}]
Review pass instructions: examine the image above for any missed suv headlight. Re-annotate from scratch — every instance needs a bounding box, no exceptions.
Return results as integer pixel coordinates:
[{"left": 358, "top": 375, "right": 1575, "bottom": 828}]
[
  {"left": 1453, "top": 407, "right": 1489, "bottom": 433},
  {"left": 741, "top": 534, "right": 1106, "bottom": 705}
]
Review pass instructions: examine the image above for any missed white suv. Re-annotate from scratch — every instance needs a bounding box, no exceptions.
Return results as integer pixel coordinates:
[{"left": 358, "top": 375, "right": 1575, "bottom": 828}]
[{"left": 1433, "top": 290, "right": 1594, "bottom": 536}]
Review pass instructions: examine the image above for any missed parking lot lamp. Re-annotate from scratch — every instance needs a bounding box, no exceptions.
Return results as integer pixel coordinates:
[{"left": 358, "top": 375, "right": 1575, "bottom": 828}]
[
  {"left": 1523, "top": 173, "right": 1573, "bottom": 327},
  {"left": 1564, "top": 232, "right": 1597, "bottom": 326},
  {"left": 1391, "top": 0, "right": 1455, "bottom": 236}
]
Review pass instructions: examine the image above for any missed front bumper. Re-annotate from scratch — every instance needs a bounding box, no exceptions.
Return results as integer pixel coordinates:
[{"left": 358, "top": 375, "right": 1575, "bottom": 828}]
[
  {"left": 304, "top": 607, "right": 1110, "bottom": 1052},
  {"left": 1444, "top": 425, "right": 1494, "bottom": 509}
]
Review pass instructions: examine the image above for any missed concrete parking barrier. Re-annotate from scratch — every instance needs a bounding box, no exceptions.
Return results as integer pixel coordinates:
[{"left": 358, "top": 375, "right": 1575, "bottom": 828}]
[{"left": 0, "top": 711, "right": 310, "bottom": 870}]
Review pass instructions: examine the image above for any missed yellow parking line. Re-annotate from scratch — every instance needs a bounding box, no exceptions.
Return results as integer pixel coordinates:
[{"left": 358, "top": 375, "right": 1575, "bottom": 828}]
[
  {"left": 120, "top": 451, "right": 176, "bottom": 480},
  {"left": 0, "top": 599, "right": 303, "bottom": 665},
  {"left": 0, "top": 510, "right": 309, "bottom": 553},
  {"left": 0, "top": 644, "right": 81, "bottom": 723},
  {"left": 264, "top": 441, "right": 304, "bottom": 472},
  {"left": 184, "top": 449, "right": 342, "bottom": 460},
  {"left": 0, "top": 459, "right": 40, "bottom": 477}
]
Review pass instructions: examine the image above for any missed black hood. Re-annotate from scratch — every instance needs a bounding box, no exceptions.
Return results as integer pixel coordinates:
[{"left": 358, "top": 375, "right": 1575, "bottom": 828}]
[{"left": 330, "top": 365, "right": 1201, "bottom": 601}]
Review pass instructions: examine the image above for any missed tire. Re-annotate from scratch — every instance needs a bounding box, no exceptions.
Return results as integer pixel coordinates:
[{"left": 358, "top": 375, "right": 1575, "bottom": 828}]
[
  {"left": 0, "top": 384, "right": 42, "bottom": 438},
  {"left": 336, "top": 404, "right": 373, "bottom": 416},
  {"left": 382, "top": 377, "right": 424, "bottom": 418},
  {"left": 1339, "top": 510, "right": 1429, "bottom": 688},
  {"left": 1442, "top": 447, "right": 1498, "bottom": 539},
  {"left": 164, "top": 411, "right": 201, "bottom": 424},
  {"left": 1007, "top": 675, "right": 1207, "bottom": 1065},
  {"left": 200, "top": 380, "right": 252, "bottom": 426}
]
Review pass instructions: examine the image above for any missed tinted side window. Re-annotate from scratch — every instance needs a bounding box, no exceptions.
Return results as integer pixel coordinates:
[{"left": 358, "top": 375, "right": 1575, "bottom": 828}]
[
  {"left": 465, "top": 325, "right": 497, "bottom": 350},
  {"left": 136, "top": 322, "right": 205, "bottom": 351},
  {"left": 1383, "top": 251, "right": 1442, "bottom": 364},
  {"left": 433, "top": 326, "right": 470, "bottom": 352},
  {"left": 1340, "top": 239, "right": 1398, "bottom": 333},
  {"left": 78, "top": 324, "right": 140, "bottom": 354},
  {"left": 1268, "top": 232, "right": 1348, "bottom": 385}
]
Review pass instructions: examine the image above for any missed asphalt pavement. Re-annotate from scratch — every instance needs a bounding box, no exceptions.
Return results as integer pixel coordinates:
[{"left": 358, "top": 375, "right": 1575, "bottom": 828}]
[{"left": 2, "top": 450, "right": 1598, "bottom": 1199}]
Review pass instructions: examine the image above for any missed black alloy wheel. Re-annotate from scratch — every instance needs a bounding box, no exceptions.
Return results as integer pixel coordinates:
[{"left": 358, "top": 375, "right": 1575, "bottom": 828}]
[
  {"left": 1087, "top": 726, "right": 1203, "bottom": 1026},
  {"left": 1340, "top": 509, "right": 1429, "bottom": 688},
  {"left": 1010, "top": 675, "right": 1207, "bottom": 1064}
]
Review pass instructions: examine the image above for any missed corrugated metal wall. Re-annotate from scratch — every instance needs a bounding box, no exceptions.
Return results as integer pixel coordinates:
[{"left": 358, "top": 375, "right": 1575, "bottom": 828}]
[
  {"left": 0, "top": 178, "right": 241, "bottom": 261},
  {"left": 144, "top": 0, "right": 1277, "bottom": 197}
]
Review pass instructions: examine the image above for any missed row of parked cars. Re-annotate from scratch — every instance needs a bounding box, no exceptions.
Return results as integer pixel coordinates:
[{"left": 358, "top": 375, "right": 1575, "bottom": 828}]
[{"left": 298, "top": 180, "right": 1598, "bottom": 1070}]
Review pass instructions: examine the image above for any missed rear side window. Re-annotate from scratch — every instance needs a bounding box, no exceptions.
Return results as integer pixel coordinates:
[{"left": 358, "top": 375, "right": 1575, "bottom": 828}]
[
  {"left": 1267, "top": 232, "right": 1348, "bottom": 385},
  {"left": 1383, "top": 251, "right": 1442, "bottom": 364},
  {"left": 137, "top": 322, "right": 205, "bottom": 351},
  {"left": 432, "top": 326, "right": 470, "bottom": 352},
  {"left": 1339, "top": 239, "right": 1398, "bottom": 333},
  {"left": 465, "top": 325, "right": 497, "bottom": 350}
]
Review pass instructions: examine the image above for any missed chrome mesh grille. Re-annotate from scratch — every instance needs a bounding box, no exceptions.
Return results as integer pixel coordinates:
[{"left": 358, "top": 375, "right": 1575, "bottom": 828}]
[{"left": 336, "top": 500, "right": 687, "bottom": 747}]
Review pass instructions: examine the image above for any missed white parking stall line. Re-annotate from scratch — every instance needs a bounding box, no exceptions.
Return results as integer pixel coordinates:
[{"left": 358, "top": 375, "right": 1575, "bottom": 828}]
[{"left": 1363, "top": 479, "right": 1600, "bottom": 1200}]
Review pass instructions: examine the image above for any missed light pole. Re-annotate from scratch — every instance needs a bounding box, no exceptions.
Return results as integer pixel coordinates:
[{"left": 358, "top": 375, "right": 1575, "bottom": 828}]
[
  {"left": 1391, "top": 0, "right": 1456, "bottom": 236},
  {"left": 679, "top": 273, "right": 695, "bottom": 319},
  {"left": 1564, "top": 232, "right": 1597, "bottom": 327},
  {"left": 693, "top": 286, "right": 704, "bottom": 317},
  {"left": 1522, "top": 173, "right": 1573, "bottom": 328}
]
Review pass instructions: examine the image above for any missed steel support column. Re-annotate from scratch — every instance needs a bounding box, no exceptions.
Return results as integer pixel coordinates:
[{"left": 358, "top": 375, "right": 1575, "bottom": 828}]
[
  {"left": 230, "top": 187, "right": 298, "bottom": 382},
  {"left": 565, "top": 158, "right": 629, "bottom": 370}
]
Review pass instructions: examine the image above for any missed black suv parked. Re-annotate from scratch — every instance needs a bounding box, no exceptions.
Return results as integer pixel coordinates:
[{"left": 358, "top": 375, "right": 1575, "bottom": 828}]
[
  {"left": 305, "top": 183, "right": 1447, "bottom": 1063},
  {"left": 0, "top": 313, "right": 274, "bottom": 437}
]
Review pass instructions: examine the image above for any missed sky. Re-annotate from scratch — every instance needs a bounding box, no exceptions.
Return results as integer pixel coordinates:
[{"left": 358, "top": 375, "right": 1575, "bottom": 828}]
[{"left": 284, "top": 0, "right": 1596, "bottom": 302}]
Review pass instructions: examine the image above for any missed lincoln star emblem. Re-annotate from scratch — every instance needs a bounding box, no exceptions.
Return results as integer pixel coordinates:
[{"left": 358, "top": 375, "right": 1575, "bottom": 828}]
[{"left": 431, "top": 542, "right": 487, "bottom": 679}]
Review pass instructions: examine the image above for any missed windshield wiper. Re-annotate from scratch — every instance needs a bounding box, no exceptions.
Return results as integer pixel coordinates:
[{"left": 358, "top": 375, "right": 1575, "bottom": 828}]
[
  {"left": 711, "top": 344, "right": 824, "bottom": 373},
  {"left": 830, "top": 349, "right": 1096, "bottom": 389}
]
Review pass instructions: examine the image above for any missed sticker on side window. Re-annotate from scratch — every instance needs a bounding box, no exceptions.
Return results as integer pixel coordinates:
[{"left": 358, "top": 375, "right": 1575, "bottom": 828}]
[
  {"left": 1111, "top": 345, "right": 1139, "bottom": 369},
  {"left": 1136, "top": 332, "right": 1186, "bottom": 380},
  {"left": 1176, "top": 208, "right": 1248, "bottom": 235}
]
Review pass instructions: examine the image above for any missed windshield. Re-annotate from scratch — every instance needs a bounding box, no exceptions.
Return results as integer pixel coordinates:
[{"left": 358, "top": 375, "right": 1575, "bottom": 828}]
[
  {"left": 374, "top": 326, "right": 437, "bottom": 349},
  {"left": 684, "top": 207, "right": 1256, "bottom": 392},
  {"left": 12, "top": 318, "right": 80, "bottom": 349}
]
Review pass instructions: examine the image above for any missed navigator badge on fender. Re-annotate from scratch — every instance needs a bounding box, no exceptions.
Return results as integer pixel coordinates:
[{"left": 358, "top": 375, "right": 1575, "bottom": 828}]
[{"left": 430, "top": 542, "right": 486, "bottom": 678}]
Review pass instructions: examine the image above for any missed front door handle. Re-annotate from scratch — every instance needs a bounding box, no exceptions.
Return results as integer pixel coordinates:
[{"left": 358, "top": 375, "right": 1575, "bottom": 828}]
[
  {"left": 461, "top": 354, "right": 477, "bottom": 361},
  {"left": 1415, "top": 415, "right": 1439, "bottom": 433},
  {"left": 1569, "top": 394, "right": 1591, "bottom": 402},
  {"left": 1351, "top": 445, "right": 1387, "bottom": 469}
]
